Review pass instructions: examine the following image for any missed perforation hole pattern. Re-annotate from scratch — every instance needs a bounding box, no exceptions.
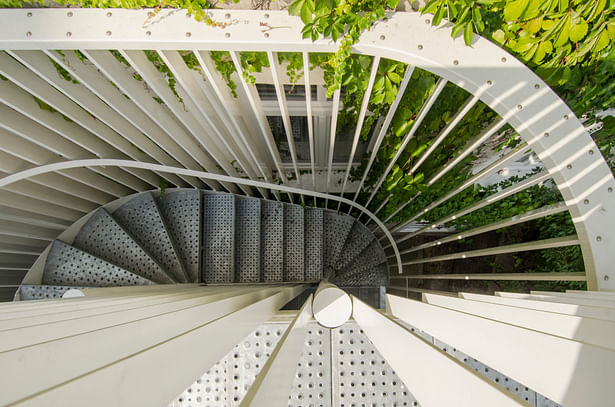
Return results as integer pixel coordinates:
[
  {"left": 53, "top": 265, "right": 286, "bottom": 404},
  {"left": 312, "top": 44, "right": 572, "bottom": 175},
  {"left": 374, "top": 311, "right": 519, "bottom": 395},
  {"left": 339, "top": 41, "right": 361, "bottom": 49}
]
[
  {"left": 158, "top": 190, "right": 201, "bottom": 283},
  {"left": 72, "top": 209, "right": 172, "bottom": 284},
  {"left": 261, "top": 201, "right": 284, "bottom": 282},
  {"left": 323, "top": 211, "right": 355, "bottom": 272},
  {"left": 43, "top": 240, "right": 152, "bottom": 287},
  {"left": 304, "top": 208, "right": 323, "bottom": 282},
  {"left": 236, "top": 197, "right": 261, "bottom": 283},
  {"left": 202, "top": 194, "right": 235, "bottom": 283},
  {"left": 19, "top": 284, "right": 83, "bottom": 300},
  {"left": 284, "top": 204, "right": 304, "bottom": 282},
  {"left": 113, "top": 193, "right": 185, "bottom": 282},
  {"left": 334, "top": 221, "right": 375, "bottom": 271}
]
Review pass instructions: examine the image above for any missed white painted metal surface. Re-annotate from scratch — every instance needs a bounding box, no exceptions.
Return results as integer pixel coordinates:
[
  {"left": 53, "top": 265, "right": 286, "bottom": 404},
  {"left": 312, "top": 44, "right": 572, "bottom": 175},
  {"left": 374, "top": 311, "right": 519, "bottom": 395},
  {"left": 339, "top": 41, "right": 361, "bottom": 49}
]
[{"left": 312, "top": 282, "right": 352, "bottom": 328}]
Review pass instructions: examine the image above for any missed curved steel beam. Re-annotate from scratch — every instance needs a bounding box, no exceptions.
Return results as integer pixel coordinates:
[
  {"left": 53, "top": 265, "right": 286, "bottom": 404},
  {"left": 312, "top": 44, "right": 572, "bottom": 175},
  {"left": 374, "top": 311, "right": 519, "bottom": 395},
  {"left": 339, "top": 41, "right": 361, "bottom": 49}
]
[{"left": 0, "top": 159, "right": 403, "bottom": 275}]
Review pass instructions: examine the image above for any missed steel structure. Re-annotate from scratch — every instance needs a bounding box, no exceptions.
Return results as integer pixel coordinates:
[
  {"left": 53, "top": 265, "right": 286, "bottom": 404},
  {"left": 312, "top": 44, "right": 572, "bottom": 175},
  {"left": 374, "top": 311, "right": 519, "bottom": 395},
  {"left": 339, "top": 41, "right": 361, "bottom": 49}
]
[{"left": 0, "top": 7, "right": 614, "bottom": 407}]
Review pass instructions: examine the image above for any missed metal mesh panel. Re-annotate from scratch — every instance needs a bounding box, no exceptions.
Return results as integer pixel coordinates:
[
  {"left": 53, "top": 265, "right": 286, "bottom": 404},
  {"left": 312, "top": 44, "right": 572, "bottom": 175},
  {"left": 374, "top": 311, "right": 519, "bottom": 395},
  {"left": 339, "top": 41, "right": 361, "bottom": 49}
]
[
  {"left": 334, "top": 221, "right": 374, "bottom": 271},
  {"left": 261, "top": 200, "right": 284, "bottom": 282},
  {"left": 113, "top": 192, "right": 187, "bottom": 282},
  {"left": 332, "top": 321, "right": 420, "bottom": 407},
  {"left": 235, "top": 197, "right": 261, "bottom": 283},
  {"left": 284, "top": 204, "right": 304, "bottom": 282},
  {"left": 202, "top": 193, "right": 235, "bottom": 284},
  {"left": 72, "top": 209, "right": 173, "bottom": 284},
  {"left": 338, "top": 239, "right": 387, "bottom": 277},
  {"left": 158, "top": 190, "right": 201, "bottom": 283},
  {"left": 333, "top": 263, "right": 389, "bottom": 287},
  {"left": 304, "top": 208, "right": 323, "bottom": 282},
  {"left": 322, "top": 211, "right": 355, "bottom": 275},
  {"left": 19, "top": 284, "right": 84, "bottom": 300},
  {"left": 43, "top": 240, "right": 152, "bottom": 287}
]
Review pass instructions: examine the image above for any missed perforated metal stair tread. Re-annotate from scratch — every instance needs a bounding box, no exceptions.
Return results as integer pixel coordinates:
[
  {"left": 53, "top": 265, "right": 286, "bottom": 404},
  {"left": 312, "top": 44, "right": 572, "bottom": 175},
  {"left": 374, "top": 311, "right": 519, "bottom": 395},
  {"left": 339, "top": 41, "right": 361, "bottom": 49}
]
[
  {"left": 43, "top": 240, "right": 153, "bottom": 287},
  {"left": 334, "top": 221, "right": 375, "bottom": 272},
  {"left": 261, "top": 200, "right": 283, "bottom": 282},
  {"left": 236, "top": 197, "right": 261, "bottom": 283},
  {"left": 202, "top": 193, "right": 235, "bottom": 284},
  {"left": 112, "top": 193, "right": 187, "bottom": 283},
  {"left": 323, "top": 211, "right": 355, "bottom": 276},
  {"left": 304, "top": 208, "right": 323, "bottom": 282},
  {"left": 158, "top": 190, "right": 201, "bottom": 283},
  {"left": 283, "top": 204, "right": 304, "bottom": 282},
  {"left": 19, "top": 284, "right": 85, "bottom": 300},
  {"left": 72, "top": 208, "right": 174, "bottom": 284}
]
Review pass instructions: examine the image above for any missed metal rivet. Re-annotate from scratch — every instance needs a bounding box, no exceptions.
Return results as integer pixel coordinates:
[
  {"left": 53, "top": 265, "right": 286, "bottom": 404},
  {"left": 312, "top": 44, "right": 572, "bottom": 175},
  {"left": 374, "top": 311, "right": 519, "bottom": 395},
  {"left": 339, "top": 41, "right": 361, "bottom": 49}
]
[
  {"left": 26, "top": 31, "right": 32, "bottom": 37},
  {"left": 264, "top": 32, "right": 270, "bottom": 38},
  {"left": 66, "top": 32, "right": 72, "bottom": 37},
  {"left": 605, "top": 275, "right": 610, "bottom": 281},
  {"left": 225, "top": 32, "right": 231, "bottom": 38},
  {"left": 567, "top": 164, "right": 572, "bottom": 169},
  {"left": 264, "top": 13, "right": 270, "bottom": 18},
  {"left": 145, "top": 30, "right": 151, "bottom": 36},
  {"left": 589, "top": 149, "right": 594, "bottom": 155},
  {"left": 584, "top": 199, "right": 589, "bottom": 205},
  {"left": 596, "top": 236, "right": 602, "bottom": 242},
  {"left": 501, "top": 57, "right": 507, "bottom": 63},
  {"left": 534, "top": 84, "right": 540, "bottom": 89},
  {"left": 380, "top": 35, "right": 386, "bottom": 40},
  {"left": 453, "top": 60, "right": 459, "bottom": 66},
  {"left": 106, "top": 30, "right": 112, "bottom": 36},
  {"left": 517, "top": 104, "right": 523, "bottom": 110},
  {"left": 425, "top": 19, "right": 431, "bottom": 24},
  {"left": 225, "top": 13, "right": 231, "bottom": 19},
  {"left": 564, "top": 114, "right": 569, "bottom": 120},
  {"left": 487, "top": 80, "right": 493, "bottom": 85},
  {"left": 27, "top": 12, "right": 32, "bottom": 17},
  {"left": 67, "top": 11, "right": 73, "bottom": 17},
  {"left": 608, "top": 187, "right": 613, "bottom": 193},
  {"left": 185, "top": 32, "right": 191, "bottom": 37},
  {"left": 106, "top": 11, "right": 112, "bottom": 17},
  {"left": 417, "top": 44, "right": 423, "bottom": 50},
  {"left": 544, "top": 132, "right": 549, "bottom": 137}
]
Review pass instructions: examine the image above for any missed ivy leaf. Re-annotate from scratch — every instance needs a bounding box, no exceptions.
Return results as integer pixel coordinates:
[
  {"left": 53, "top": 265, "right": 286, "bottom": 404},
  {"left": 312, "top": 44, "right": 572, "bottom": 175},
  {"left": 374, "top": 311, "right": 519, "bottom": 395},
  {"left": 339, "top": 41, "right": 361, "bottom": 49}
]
[
  {"left": 504, "top": 0, "right": 529, "bottom": 21},
  {"left": 569, "top": 20, "right": 588, "bottom": 42}
]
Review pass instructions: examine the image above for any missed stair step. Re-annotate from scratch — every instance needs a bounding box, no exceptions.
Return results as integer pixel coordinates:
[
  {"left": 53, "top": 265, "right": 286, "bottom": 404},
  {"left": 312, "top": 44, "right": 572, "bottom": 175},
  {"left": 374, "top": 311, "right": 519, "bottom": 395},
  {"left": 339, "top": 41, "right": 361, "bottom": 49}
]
[
  {"left": 19, "top": 284, "right": 85, "bottom": 300},
  {"left": 158, "top": 189, "right": 201, "bottom": 283},
  {"left": 112, "top": 193, "right": 187, "bottom": 283},
  {"left": 335, "top": 221, "right": 375, "bottom": 271},
  {"left": 202, "top": 193, "right": 235, "bottom": 283},
  {"left": 323, "top": 211, "right": 355, "bottom": 276},
  {"left": 261, "top": 200, "right": 284, "bottom": 282},
  {"left": 333, "top": 240, "right": 388, "bottom": 285},
  {"left": 236, "top": 197, "right": 261, "bottom": 283},
  {"left": 283, "top": 203, "right": 304, "bottom": 282},
  {"left": 43, "top": 240, "right": 153, "bottom": 287},
  {"left": 334, "top": 263, "right": 388, "bottom": 287},
  {"left": 72, "top": 209, "right": 174, "bottom": 284},
  {"left": 304, "top": 208, "right": 323, "bottom": 282}
]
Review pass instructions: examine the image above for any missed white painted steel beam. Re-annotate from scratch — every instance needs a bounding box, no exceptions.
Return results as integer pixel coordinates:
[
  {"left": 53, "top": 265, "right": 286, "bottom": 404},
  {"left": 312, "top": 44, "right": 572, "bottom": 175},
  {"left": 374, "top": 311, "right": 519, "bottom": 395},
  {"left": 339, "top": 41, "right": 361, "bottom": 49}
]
[
  {"left": 352, "top": 296, "right": 529, "bottom": 407},
  {"left": 422, "top": 293, "right": 615, "bottom": 350},
  {"left": 337, "top": 56, "right": 380, "bottom": 211},
  {"left": 396, "top": 272, "right": 586, "bottom": 281},
  {"left": 312, "top": 282, "right": 352, "bottom": 328},
  {"left": 387, "top": 293, "right": 615, "bottom": 407},
  {"left": 363, "top": 78, "right": 448, "bottom": 210},
  {"left": 0, "top": 284, "right": 305, "bottom": 407},
  {"left": 459, "top": 292, "right": 615, "bottom": 321},
  {"left": 566, "top": 290, "right": 615, "bottom": 297},
  {"left": 325, "top": 88, "right": 341, "bottom": 206},
  {"left": 0, "top": 189, "right": 84, "bottom": 222},
  {"left": 352, "top": 65, "right": 414, "bottom": 212},
  {"left": 302, "top": 52, "right": 316, "bottom": 193},
  {"left": 531, "top": 290, "right": 615, "bottom": 300},
  {"left": 239, "top": 294, "right": 313, "bottom": 407},
  {"left": 495, "top": 292, "right": 615, "bottom": 309}
]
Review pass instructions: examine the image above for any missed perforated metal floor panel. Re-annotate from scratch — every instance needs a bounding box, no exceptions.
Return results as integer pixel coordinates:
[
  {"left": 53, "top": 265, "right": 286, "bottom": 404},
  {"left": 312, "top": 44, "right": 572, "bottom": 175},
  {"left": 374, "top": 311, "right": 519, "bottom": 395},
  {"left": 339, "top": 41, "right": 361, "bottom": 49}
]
[
  {"left": 43, "top": 240, "right": 152, "bottom": 287},
  {"left": 334, "top": 221, "right": 374, "bottom": 272},
  {"left": 72, "top": 208, "right": 173, "bottom": 284},
  {"left": 202, "top": 193, "right": 235, "bottom": 284},
  {"left": 304, "top": 208, "right": 323, "bottom": 282},
  {"left": 334, "top": 263, "right": 389, "bottom": 287},
  {"left": 284, "top": 204, "right": 304, "bottom": 282},
  {"left": 112, "top": 193, "right": 187, "bottom": 283},
  {"left": 18, "top": 284, "right": 84, "bottom": 300},
  {"left": 322, "top": 211, "right": 355, "bottom": 276},
  {"left": 261, "top": 200, "right": 284, "bottom": 282},
  {"left": 235, "top": 197, "right": 261, "bottom": 283},
  {"left": 158, "top": 190, "right": 201, "bottom": 283},
  {"left": 336, "top": 239, "right": 387, "bottom": 286}
]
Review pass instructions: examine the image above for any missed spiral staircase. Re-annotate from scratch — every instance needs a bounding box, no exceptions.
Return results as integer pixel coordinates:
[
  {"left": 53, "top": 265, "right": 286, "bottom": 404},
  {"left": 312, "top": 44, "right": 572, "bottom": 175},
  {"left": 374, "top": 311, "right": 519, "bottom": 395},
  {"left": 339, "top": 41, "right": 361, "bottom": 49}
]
[{"left": 18, "top": 189, "right": 387, "bottom": 301}]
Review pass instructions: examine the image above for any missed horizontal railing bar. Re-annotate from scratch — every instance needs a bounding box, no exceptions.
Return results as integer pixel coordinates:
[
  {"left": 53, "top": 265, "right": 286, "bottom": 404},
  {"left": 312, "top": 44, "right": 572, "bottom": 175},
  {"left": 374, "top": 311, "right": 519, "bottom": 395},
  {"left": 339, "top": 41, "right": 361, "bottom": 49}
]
[
  {"left": 386, "top": 286, "right": 457, "bottom": 297},
  {"left": 398, "top": 235, "right": 578, "bottom": 266},
  {"left": 391, "top": 272, "right": 586, "bottom": 281},
  {"left": 391, "top": 202, "right": 568, "bottom": 257}
]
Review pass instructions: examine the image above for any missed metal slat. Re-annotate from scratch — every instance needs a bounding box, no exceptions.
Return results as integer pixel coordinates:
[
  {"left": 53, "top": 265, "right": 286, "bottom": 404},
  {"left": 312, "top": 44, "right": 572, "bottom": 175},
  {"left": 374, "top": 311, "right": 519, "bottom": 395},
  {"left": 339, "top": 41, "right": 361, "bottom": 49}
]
[
  {"left": 303, "top": 207, "right": 323, "bottom": 282},
  {"left": 302, "top": 52, "right": 316, "bottom": 193},
  {"left": 0, "top": 187, "right": 85, "bottom": 221},
  {"left": 73, "top": 208, "right": 175, "bottom": 284},
  {"left": 112, "top": 193, "right": 187, "bottom": 283},
  {"left": 495, "top": 292, "right": 615, "bottom": 309},
  {"left": 261, "top": 200, "right": 284, "bottom": 282},
  {"left": 283, "top": 203, "right": 304, "bottom": 282},
  {"left": 202, "top": 193, "right": 235, "bottom": 283},
  {"left": 325, "top": 88, "right": 341, "bottom": 206},
  {"left": 43, "top": 240, "right": 153, "bottom": 287},
  {"left": 235, "top": 197, "right": 261, "bottom": 283}
]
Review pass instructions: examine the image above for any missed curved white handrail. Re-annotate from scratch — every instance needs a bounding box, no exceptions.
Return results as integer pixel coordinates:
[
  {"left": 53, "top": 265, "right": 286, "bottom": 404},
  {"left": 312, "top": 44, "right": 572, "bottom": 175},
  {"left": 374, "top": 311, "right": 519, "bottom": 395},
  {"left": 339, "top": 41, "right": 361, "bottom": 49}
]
[{"left": 0, "top": 159, "right": 403, "bottom": 275}]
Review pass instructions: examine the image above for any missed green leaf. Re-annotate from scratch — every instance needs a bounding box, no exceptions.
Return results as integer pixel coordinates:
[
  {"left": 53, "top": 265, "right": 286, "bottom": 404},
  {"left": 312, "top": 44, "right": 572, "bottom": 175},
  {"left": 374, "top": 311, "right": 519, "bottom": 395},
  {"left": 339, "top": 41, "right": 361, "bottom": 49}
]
[
  {"left": 569, "top": 20, "right": 588, "bottom": 42},
  {"left": 542, "top": 19, "right": 556, "bottom": 30},
  {"left": 288, "top": 0, "right": 304, "bottom": 16},
  {"left": 504, "top": 0, "right": 529, "bottom": 21},
  {"left": 526, "top": 16, "right": 543, "bottom": 34},
  {"left": 433, "top": 4, "right": 445, "bottom": 26},
  {"left": 608, "top": 22, "right": 615, "bottom": 40},
  {"left": 388, "top": 71, "right": 402, "bottom": 84},
  {"left": 387, "top": 0, "right": 398, "bottom": 8},
  {"left": 593, "top": 28, "right": 610, "bottom": 53},
  {"left": 452, "top": 22, "right": 466, "bottom": 38},
  {"left": 558, "top": 0, "right": 568, "bottom": 11},
  {"left": 422, "top": 0, "right": 442, "bottom": 15},
  {"left": 554, "top": 15, "right": 571, "bottom": 47},
  {"left": 300, "top": 2, "right": 314, "bottom": 23},
  {"left": 492, "top": 29, "right": 506, "bottom": 44},
  {"left": 464, "top": 22, "right": 474, "bottom": 45},
  {"left": 472, "top": 7, "right": 484, "bottom": 32}
]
